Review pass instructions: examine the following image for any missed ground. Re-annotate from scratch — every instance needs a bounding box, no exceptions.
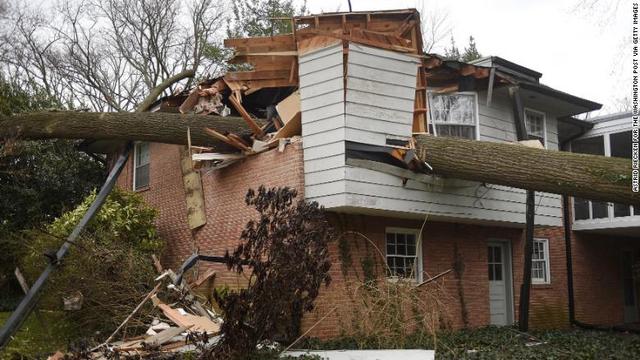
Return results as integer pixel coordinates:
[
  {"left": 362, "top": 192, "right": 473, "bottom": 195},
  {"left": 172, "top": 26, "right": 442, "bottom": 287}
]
[
  {"left": 2, "top": 314, "right": 640, "bottom": 359},
  {"left": 303, "top": 326, "right": 640, "bottom": 359},
  {"left": 0, "top": 311, "right": 72, "bottom": 359}
]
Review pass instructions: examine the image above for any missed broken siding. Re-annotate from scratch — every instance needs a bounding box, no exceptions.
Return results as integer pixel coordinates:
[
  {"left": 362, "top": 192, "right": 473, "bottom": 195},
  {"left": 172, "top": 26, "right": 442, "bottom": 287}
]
[
  {"left": 300, "top": 45, "right": 562, "bottom": 226},
  {"left": 338, "top": 88, "right": 561, "bottom": 226},
  {"left": 345, "top": 43, "right": 419, "bottom": 146},
  {"left": 300, "top": 43, "right": 346, "bottom": 200}
]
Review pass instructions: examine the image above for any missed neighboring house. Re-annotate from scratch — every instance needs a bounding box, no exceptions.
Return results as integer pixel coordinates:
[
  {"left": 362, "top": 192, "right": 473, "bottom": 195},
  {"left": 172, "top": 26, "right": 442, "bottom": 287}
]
[{"left": 94, "top": 9, "right": 637, "bottom": 338}]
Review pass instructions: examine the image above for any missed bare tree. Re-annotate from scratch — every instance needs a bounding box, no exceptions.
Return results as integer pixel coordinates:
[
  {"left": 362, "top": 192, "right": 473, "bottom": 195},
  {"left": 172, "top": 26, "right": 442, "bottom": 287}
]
[
  {"left": 417, "top": 0, "right": 452, "bottom": 54},
  {"left": 0, "top": 0, "right": 226, "bottom": 112}
]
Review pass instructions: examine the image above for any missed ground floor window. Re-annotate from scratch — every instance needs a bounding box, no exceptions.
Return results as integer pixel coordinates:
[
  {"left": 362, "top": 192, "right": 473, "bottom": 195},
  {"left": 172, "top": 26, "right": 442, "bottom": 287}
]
[
  {"left": 532, "top": 238, "right": 550, "bottom": 284},
  {"left": 385, "top": 228, "right": 422, "bottom": 282}
]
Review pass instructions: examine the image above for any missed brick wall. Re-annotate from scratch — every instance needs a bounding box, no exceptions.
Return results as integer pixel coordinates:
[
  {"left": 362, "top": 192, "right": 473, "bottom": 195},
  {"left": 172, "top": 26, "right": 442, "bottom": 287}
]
[
  {"left": 117, "top": 143, "right": 195, "bottom": 266},
  {"left": 301, "top": 215, "right": 573, "bottom": 338},
  {"left": 571, "top": 232, "right": 640, "bottom": 325},
  {"left": 513, "top": 226, "right": 570, "bottom": 329},
  {"left": 116, "top": 141, "right": 306, "bottom": 282},
  {"left": 115, "top": 142, "right": 637, "bottom": 339}
]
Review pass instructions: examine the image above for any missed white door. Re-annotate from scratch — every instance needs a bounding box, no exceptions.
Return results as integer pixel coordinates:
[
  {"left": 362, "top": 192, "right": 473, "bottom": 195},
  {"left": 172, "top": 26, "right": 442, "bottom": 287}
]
[{"left": 488, "top": 242, "right": 512, "bottom": 326}]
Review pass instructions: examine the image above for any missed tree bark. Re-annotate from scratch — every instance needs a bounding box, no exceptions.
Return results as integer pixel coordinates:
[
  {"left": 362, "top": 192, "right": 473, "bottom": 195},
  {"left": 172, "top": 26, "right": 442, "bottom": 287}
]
[
  {"left": 414, "top": 134, "right": 637, "bottom": 206},
  {"left": 0, "top": 112, "right": 254, "bottom": 153},
  {"left": 1, "top": 112, "right": 636, "bottom": 205}
]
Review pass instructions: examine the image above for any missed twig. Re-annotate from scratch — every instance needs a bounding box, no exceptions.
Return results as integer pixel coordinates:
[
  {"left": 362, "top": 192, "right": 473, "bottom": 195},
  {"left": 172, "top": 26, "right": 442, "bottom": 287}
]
[
  {"left": 93, "top": 282, "right": 162, "bottom": 350},
  {"left": 416, "top": 268, "right": 453, "bottom": 288},
  {"left": 281, "top": 306, "right": 338, "bottom": 354}
]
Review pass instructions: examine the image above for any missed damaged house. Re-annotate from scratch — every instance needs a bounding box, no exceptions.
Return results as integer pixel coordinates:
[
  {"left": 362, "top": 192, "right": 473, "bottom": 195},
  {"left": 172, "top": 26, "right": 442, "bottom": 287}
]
[{"left": 80, "top": 9, "right": 638, "bottom": 337}]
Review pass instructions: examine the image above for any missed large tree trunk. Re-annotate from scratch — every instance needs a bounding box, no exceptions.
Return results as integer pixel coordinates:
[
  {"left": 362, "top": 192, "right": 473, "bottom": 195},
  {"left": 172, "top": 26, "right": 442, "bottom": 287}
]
[
  {"left": 0, "top": 112, "right": 253, "bottom": 153},
  {"left": 414, "top": 135, "right": 637, "bottom": 206},
  {"left": 1, "top": 112, "right": 636, "bottom": 205}
]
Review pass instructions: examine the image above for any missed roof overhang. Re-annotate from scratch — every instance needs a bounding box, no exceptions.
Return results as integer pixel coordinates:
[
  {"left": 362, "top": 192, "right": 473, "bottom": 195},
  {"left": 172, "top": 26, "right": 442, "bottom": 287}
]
[{"left": 518, "top": 81, "right": 602, "bottom": 117}]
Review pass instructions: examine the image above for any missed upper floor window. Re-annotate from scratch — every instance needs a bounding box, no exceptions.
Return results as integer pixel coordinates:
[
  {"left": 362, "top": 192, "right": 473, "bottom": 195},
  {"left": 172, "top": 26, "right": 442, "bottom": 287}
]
[
  {"left": 386, "top": 228, "right": 422, "bottom": 282},
  {"left": 133, "top": 142, "right": 150, "bottom": 190},
  {"left": 532, "top": 238, "right": 550, "bottom": 284},
  {"left": 525, "top": 109, "right": 546, "bottom": 146},
  {"left": 571, "top": 132, "right": 635, "bottom": 220},
  {"left": 428, "top": 93, "right": 478, "bottom": 140}
]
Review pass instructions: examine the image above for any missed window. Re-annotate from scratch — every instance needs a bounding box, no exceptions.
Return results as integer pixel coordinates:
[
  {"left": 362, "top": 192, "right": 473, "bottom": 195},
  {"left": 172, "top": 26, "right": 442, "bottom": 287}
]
[
  {"left": 385, "top": 228, "right": 422, "bottom": 282},
  {"left": 571, "top": 136, "right": 608, "bottom": 221},
  {"left": 524, "top": 109, "right": 546, "bottom": 146},
  {"left": 133, "top": 142, "right": 150, "bottom": 190},
  {"left": 610, "top": 131, "right": 632, "bottom": 159},
  {"left": 487, "top": 245, "right": 503, "bottom": 281},
  {"left": 428, "top": 93, "right": 478, "bottom": 139},
  {"left": 610, "top": 131, "right": 633, "bottom": 217},
  {"left": 572, "top": 136, "right": 604, "bottom": 155},
  {"left": 531, "top": 239, "right": 550, "bottom": 284}
]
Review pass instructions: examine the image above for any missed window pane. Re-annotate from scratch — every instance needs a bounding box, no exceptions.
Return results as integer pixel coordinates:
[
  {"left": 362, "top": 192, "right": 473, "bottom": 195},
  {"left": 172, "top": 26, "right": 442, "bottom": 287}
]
[
  {"left": 494, "top": 247, "right": 501, "bottom": 263},
  {"left": 494, "top": 264, "right": 502, "bottom": 281},
  {"left": 610, "top": 131, "right": 632, "bottom": 159},
  {"left": 614, "top": 203, "right": 631, "bottom": 218},
  {"left": 572, "top": 136, "right": 604, "bottom": 155},
  {"left": 396, "top": 234, "right": 406, "bottom": 254},
  {"left": 135, "top": 163, "right": 150, "bottom": 190},
  {"left": 574, "top": 198, "right": 590, "bottom": 220},
  {"left": 488, "top": 247, "right": 494, "bottom": 263},
  {"left": 591, "top": 201, "right": 609, "bottom": 219},
  {"left": 488, "top": 264, "right": 494, "bottom": 281},
  {"left": 525, "top": 110, "right": 545, "bottom": 141},
  {"left": 386, "top": 242, "right": 395, "bottom": 255},
  {"left": 386, "top": 231, "right": 419, "bottom": 280},
  {"left": 429, "top": 94, "right": 476, "bottom": 125},
  {"left": 136, "top": 142, "right": 150, "bottom": 165},
  {"left": 407, "top": 242, "right": 416, "bottom": 256},
  {"left": 436, "top": 125, "right": 475, "bottom": 139}
]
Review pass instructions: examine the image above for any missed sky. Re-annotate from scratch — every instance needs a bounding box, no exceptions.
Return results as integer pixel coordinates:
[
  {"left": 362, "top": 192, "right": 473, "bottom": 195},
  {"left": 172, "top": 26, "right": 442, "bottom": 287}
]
[
  {"left": 305, "top": 0, "right": 628, "bottom": 116},
  {"left": 30, "top": 0, "right": 628, "bottom": 116}
]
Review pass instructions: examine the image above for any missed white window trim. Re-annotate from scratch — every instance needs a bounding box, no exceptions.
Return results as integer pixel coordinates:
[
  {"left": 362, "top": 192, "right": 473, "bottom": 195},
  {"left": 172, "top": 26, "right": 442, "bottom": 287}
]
[
  {"left": 385, "top": 227, "right": 423, "bottom": 283},
  {"left": 427, "top": 91, "right": 480, "bottom": 140},
  {"left": 531, "top": 238, "right": 551, "bottom": 285},
  {"left": 524, "top": 107, "right": 547, "bottom": 148},
  {"left": 133, "top": 142, "right": 150, "bottom": 191}
]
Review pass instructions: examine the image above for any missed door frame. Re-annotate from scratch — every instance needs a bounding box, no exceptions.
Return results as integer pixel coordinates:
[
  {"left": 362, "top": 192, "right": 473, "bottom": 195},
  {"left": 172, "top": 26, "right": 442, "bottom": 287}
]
[{"left": 488, "top": 239, "right": 515, "bottom": 325}]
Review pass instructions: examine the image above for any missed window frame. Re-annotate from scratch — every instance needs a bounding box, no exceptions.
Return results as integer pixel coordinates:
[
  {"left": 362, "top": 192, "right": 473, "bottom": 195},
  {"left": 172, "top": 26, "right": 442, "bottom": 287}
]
[
  {"left": 524, "top": 108, "right": 547, "bottom": 148},
  {"left": 427, "top": 91, "right": 480, "bottom": 140},
  {"left": 531, "top": 238, "right": 551, "bottom": 285},
  {"left": 385, "top": 227, "right": 423, "bottom": 283},
  {"left": 133, "top": 142, "right": 150, "bottom": 191}
]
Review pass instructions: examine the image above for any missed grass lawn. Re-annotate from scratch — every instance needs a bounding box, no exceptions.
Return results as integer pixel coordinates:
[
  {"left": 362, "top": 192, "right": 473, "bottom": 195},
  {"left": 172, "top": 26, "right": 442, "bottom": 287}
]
[
  {"left": 303, "top": 326, "right": 640, "bottom": 359},
  {"left": 0, "top": 311, "right": 72, "bottom": 360}
]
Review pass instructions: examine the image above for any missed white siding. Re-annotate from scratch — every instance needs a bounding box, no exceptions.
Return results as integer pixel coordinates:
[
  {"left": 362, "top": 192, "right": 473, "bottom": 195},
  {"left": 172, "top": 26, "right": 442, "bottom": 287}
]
[
  {"left": 344, "top": 43, "right": 419, "bottom": 146},
  {"left": 300, "top": 44, "right": 346, "bottom": 201},
  {"left": 299, "top": 44, "right": 562, "bottom": 227}
]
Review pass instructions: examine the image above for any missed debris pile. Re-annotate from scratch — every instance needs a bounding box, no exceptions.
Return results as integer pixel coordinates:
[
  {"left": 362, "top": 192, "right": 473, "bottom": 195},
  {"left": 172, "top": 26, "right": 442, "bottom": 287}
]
[{"left": 51, "top": 267, "right": 223, "bottom": 359}]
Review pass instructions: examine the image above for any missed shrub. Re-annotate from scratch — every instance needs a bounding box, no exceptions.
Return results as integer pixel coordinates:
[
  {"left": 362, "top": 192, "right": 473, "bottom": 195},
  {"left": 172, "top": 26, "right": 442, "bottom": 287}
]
[
  {"left": 20, "top": 188, "right": 163, "bottom": 339},
  {"left": 208, "top": 186, "right": 333, "bottom": 359}
]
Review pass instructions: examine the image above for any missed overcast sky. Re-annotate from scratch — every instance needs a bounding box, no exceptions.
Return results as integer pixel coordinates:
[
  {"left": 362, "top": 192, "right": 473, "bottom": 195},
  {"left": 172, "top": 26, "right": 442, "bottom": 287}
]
[{"left": 306, "top": 0, "right": 627, "bottom": 117}]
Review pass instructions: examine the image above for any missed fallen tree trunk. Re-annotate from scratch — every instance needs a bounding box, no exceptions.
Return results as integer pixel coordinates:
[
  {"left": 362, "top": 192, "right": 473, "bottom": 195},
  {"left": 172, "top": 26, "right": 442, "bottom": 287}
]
[
  {"left": 0, "top": 112, "right": 253, "bottom": 152},
  {"left": 0, "top": 112, "right": 636, "bottom": 205},
  {"left": 415, "top": 135, "right": 637, "bottom": 206}
]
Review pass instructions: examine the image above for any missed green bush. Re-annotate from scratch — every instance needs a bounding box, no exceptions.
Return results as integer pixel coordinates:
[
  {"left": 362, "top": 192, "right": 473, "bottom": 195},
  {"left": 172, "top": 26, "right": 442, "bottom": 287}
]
[{"left": 20, "top": 188, "right": 163, "bottom": 340}]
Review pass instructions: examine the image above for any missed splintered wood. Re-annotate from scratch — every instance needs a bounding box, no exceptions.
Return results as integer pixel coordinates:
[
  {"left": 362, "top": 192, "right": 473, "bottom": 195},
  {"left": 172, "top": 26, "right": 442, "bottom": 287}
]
[{"left": 167, "top": 9, "right": 500, "bottom": 169}]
